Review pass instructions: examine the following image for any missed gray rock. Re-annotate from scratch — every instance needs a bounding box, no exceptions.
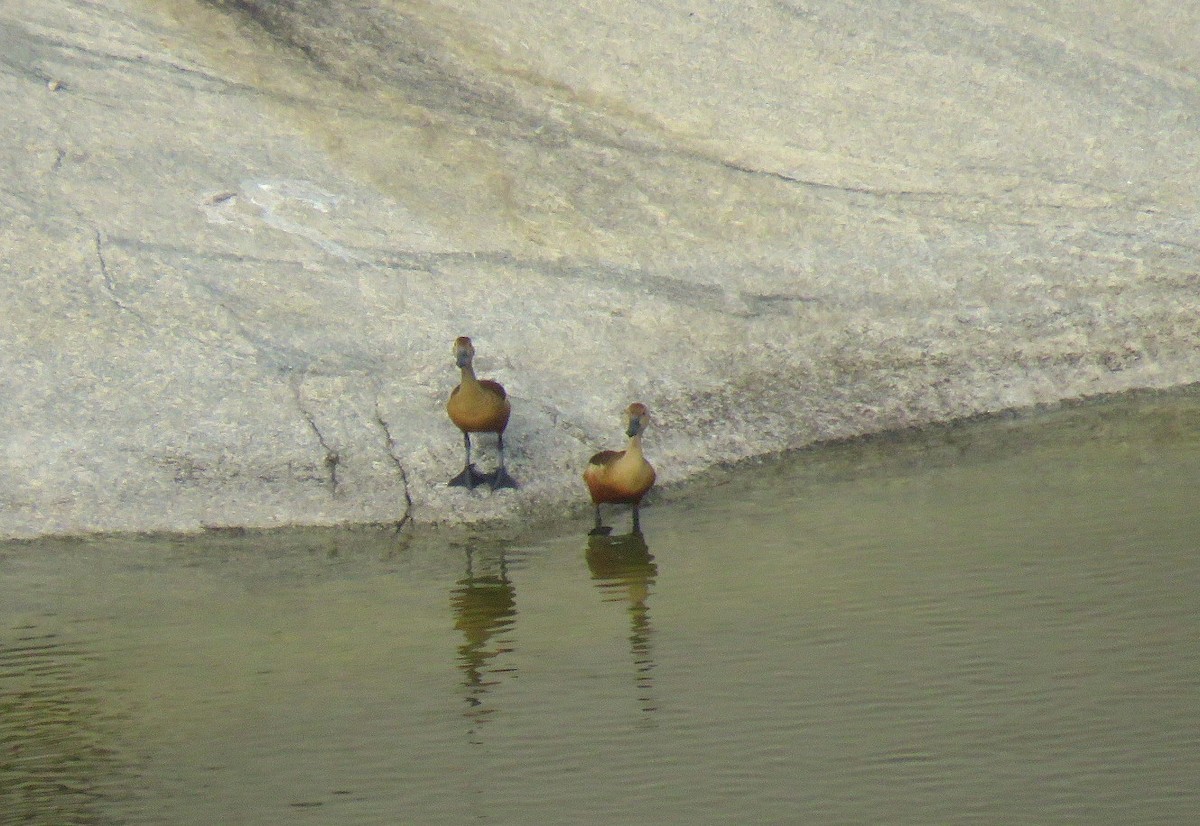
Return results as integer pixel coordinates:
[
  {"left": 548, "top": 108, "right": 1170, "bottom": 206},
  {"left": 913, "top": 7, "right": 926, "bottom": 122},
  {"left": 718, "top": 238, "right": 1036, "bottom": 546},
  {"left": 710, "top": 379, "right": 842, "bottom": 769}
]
[{"left": 3, "top": 0, "right": 1199, "bottom": 538}]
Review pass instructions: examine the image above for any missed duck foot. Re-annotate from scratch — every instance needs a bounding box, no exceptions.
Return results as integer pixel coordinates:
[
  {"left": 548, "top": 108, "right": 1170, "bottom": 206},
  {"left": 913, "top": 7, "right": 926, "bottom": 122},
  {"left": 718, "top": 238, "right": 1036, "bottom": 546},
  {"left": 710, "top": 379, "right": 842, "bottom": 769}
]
[
  {"left": 448, "top": 464, "right": 489, "bottom": 489},
  {"left": 588, "top": 525, "right": 613, "bottom": 536},
  {"left": 489, "top": 467, "right": 519, "bottom": 490}
]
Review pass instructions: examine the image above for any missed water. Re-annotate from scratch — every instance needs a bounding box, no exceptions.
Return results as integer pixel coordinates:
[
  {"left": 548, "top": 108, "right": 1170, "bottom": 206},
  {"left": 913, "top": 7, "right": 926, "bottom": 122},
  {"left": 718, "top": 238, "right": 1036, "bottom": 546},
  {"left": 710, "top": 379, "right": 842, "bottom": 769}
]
[{"left": 2, "top": 388, "right": 1199, "bottom": 824}]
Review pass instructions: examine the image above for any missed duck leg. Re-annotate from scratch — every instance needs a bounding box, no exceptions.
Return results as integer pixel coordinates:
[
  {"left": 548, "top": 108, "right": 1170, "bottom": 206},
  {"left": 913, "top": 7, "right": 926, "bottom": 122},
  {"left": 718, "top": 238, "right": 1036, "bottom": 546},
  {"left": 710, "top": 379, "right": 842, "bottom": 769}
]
[
  {"left": 589, "top": 504, "right": 612, "bottom": 536},
  {"left": 630, "top": 504, "right": 643, "bottom": 535},
  {"left": 449, "top": 432, "right": 488, "bottom": 488},
  {"left": 489, "top": 434, "right": 519, "bottom": 490}
]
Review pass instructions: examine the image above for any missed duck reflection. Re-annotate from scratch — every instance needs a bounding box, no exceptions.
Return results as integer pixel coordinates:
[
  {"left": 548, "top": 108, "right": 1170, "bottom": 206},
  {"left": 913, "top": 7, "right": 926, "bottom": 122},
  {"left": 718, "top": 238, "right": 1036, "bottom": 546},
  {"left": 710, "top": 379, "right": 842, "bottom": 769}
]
[
  {"left": 586, "top": 531, "right": 658, "bottom": 715},
  {"left": 451, "top": 545, "right": 517, "bottom": 733}
]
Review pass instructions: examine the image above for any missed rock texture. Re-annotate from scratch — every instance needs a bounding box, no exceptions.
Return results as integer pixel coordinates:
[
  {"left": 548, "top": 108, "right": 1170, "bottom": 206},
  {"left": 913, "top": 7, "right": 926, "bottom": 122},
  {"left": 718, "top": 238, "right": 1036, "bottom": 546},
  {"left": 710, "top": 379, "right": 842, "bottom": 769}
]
[{"left": 3, "top": 0, "right": 1199, "bottom": 538}]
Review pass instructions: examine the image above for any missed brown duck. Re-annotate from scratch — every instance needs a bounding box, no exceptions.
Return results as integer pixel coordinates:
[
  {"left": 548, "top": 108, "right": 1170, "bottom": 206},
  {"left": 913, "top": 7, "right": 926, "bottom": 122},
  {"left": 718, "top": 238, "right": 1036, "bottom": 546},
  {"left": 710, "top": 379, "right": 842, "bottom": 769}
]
[
  {"left": 584, "top": 403, "right": 656, "bottom": 535},
  {"left": 446, "top": 336, "right": 517, "bottom": 490}
]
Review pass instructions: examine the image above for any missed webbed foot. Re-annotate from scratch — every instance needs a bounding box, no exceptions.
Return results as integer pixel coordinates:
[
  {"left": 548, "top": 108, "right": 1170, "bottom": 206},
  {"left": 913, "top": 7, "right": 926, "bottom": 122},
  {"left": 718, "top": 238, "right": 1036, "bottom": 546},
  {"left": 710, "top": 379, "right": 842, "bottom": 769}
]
[
  {"left": 490, "top": 467, "right": 519, "bottom": 490},
  {"left": 448, "top": 464, "right": 489, "bottom": 489}
]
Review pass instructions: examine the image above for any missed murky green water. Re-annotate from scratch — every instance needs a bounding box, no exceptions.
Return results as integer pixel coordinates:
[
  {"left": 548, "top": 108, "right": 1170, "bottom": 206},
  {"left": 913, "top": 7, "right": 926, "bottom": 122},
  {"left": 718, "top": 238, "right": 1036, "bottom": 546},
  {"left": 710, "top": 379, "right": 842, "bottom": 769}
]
[{"left": 3, "top": 389, "right": 1199, "bottom": 824}]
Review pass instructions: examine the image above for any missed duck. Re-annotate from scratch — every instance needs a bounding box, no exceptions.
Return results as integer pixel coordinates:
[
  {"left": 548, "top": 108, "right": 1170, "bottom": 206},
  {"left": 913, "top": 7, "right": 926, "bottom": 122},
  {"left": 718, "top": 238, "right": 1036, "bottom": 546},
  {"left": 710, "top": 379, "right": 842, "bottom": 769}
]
[
  {"left": 584, "top": 403, "right": 656, "bottom": 535},
  {"left": 446, "top": 336, "right": 517, "bottom": 490}
]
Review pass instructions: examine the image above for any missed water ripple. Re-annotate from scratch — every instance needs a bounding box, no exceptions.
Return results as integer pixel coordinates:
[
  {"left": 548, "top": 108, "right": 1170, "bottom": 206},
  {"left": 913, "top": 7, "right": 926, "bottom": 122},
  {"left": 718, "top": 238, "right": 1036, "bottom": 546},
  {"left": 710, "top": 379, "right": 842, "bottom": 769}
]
[{"left": 0, "top": 626, "right": 127, "bottom": 825}]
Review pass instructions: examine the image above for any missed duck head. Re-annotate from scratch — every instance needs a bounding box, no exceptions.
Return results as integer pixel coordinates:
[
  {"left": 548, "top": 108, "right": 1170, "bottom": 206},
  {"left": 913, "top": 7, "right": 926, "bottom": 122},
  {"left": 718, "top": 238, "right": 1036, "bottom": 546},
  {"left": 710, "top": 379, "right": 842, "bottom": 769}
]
[
  {"left": 453, "top": 336, "right": 475, "bottom": 369},
  {"left": 625, "top": 402, "right": 650, "bottom": 438}
]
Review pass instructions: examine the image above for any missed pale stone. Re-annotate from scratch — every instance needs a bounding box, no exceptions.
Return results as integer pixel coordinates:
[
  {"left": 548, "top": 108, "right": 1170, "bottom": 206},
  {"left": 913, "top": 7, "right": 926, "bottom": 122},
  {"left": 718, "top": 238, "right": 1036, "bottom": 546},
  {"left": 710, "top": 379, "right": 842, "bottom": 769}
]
[{"left": 3, "top": 0, "right": 1199, "bottom": 538}]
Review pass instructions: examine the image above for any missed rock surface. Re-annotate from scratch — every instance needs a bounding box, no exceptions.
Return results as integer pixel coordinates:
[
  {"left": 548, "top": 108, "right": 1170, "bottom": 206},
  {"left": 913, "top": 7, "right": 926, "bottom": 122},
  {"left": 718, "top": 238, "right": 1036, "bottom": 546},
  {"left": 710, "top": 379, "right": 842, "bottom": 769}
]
[{"left": 3, "top": 0, "right": 1199, "bottom": 538}]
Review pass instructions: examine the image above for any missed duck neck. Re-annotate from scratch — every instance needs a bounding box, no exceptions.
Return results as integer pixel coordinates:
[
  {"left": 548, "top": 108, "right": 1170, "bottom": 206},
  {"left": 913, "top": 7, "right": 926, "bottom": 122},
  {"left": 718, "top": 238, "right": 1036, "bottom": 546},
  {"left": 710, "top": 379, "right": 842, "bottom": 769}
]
[
  {"left": 459, "top": 363, "right": 479, "bottom": 388},
  {"left": 625, "top": 434, "right": 644, "bottom": 459}
]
